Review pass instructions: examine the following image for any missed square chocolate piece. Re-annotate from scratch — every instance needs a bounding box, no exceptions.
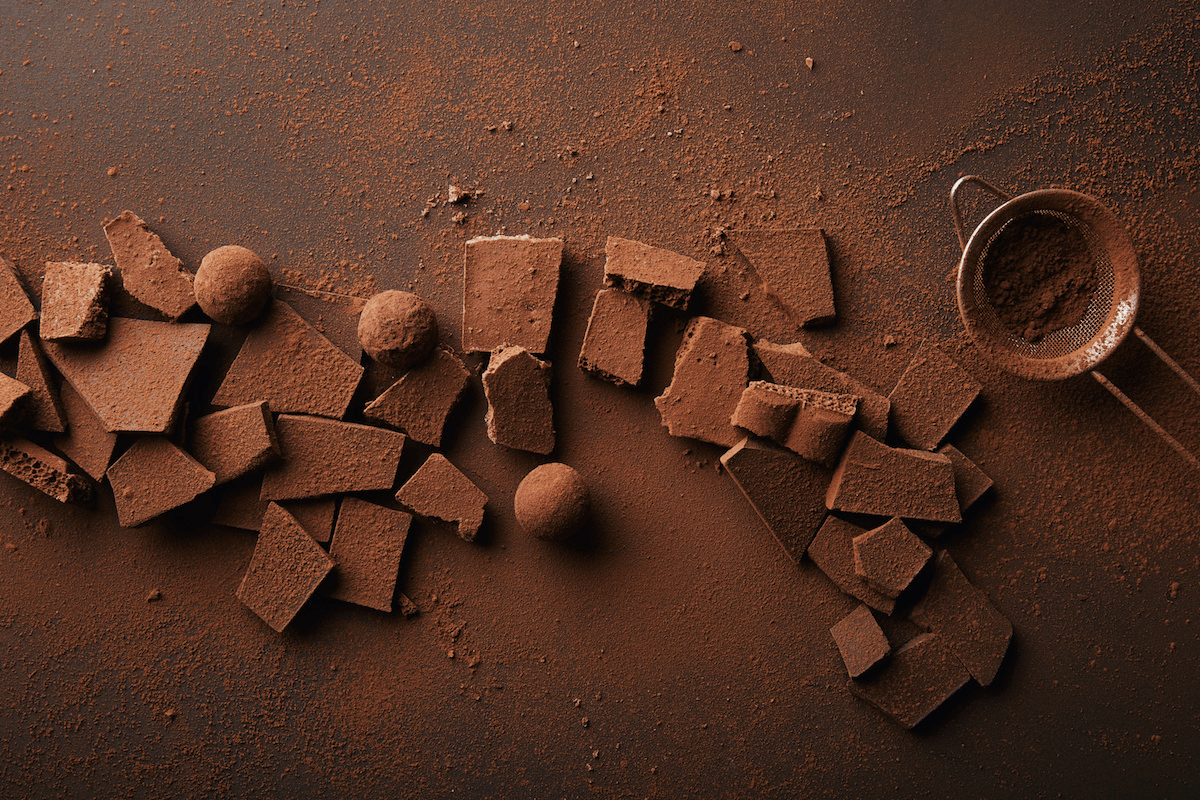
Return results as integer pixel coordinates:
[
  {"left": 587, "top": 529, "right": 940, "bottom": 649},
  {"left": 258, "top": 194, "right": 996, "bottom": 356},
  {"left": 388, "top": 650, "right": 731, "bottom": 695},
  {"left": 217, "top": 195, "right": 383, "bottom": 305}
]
[
  {"left": 655, "top": 316, "right": 751, "bottom": 448},
  {"left": 463, "top": 235, "right": 561, "bottom": 354},
  {"left": 236, "top": 503, "right": 334, "bottom": 632},
  {"left": 729, "top": 229, "right": 835, "bottom": 327},
  {"left": 888, "top": 343, "right": 982, "bottom": 450},
  {"left": 577, "top": 288, "right": 651, "bottom": 387},
  {"left": 40, "top": 261, "right": 111, "bottom": 342},
  {"left": 848, "top": 633, "right": 970, "bottom": 729},
  {"left": 831, "top": 604, "right": 891, "bottom": 678},
  {"left": 806, "top": 516, "right": 896, "bottom": 615},
  {"left": 326, "top": 498, "right": 412, "bottom": 612},
  {"left": 852, "top": 517, "right": 932, "bottom": 599}
]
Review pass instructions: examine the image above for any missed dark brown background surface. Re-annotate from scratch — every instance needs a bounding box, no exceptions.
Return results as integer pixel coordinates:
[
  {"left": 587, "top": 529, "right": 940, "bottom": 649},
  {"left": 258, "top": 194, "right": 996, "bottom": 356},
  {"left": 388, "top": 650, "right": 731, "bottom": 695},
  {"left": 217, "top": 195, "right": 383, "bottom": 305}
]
[{"left": 2, "top": 2, "right": 1198, "bottom": 797}]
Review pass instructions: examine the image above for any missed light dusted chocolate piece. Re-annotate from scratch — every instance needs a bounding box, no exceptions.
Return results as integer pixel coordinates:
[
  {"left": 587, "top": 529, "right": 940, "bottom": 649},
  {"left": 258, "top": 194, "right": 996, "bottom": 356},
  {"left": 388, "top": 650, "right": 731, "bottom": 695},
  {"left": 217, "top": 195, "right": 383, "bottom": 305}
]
[
  {"left": 482, "top": 346, "right": 554, "bottom": 455},
  {"left": 213, "top": 299, "right": 364, "bottom": 420},
  {"left": 831, "top": 604, "right": 890, "bottom": 679},
  {"left": 0, "top": 438, "right": 92, "bottom": 504},
  {"left": 603, "top": 236, "right": 704, "bottom": 310},
  {"left": 395, "top": 453, "right": 487, "bottom": 542},
  {"left": 103, "top": 210, "right": 195, "bottom": 321},
  {"left": 187, "top": 401, "right": 280, "bottom": 485},
  {"left": 888, "top": 343, "right": 982, "bottom": 450},
  {"left": 40, "top": 261, "right": 111, "bottom": 342},
  {"left": 939, "top": 444, "right": 993, "bottom": 515},
  {"left": 463, "top": 235, "right": 561, "bottom": 354},
  {"left": 0, "top": 256, "right": 37, "bottom": 345},
  {"left": 327, "top": 498, "right": 412, "bottom": 612},
  {"left": 43, "top": 317, "right": 210, "bottom": 434},
  {"left": 364, "top": 347, "right": 470, "bottom": 447},
  {"left": 0, "top": 373, "right": 32, "bottom": 429},
  {"left": 729, "top": 229, "right": 835, "bottom": 326},
  {"left": 16, "top": 331, "right": 66, "bottom": 433},
  {"left": 807, "top": 516, "right": 896, "bottom": 615},
  {"left": 852, "top": 518, "right": 932, "bottom": 599},
  {"left": 848, "top": 633, "right": 970, "bottom": 729},
  {"left": 655, "top": 316, "right": 750, "bottom": 448},
  {"left": 577, "top": 288, "right": 651, "bottom": 387},
  {"left": 236, "top": 503, "right": 334, "bottom": 633},
  {"left": 260, "top": 414, "right": 405, "bottom": 501},
  {"left": 107, "top": 438, "right": 216, "bottom": 527},
  {"left": 732, "top": 381, "right": 857, "bottom": 467},
  {"left": 826, "top": 432, "right": 960, "bottom": 523}
]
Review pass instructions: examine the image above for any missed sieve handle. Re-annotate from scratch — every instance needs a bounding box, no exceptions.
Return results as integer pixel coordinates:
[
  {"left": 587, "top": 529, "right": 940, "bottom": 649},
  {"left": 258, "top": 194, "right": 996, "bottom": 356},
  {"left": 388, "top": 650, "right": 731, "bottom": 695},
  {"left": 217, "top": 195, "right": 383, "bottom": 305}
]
[{"left": 949, "top": 176, "right": 1012, "bottom": 250}]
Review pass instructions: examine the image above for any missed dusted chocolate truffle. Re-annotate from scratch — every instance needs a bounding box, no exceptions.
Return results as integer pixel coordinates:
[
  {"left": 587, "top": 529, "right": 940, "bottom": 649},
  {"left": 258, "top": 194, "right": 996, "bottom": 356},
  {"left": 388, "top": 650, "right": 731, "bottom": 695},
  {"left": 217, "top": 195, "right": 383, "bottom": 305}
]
[
  {"left": 358, "top": 290, "right": 438, "bottom": 369},
  {"left": 514, "top": 462, "right": 590, "bottom": 541},
  {"left": 194, "top": 245, "right": 272, "bottom": 325}
]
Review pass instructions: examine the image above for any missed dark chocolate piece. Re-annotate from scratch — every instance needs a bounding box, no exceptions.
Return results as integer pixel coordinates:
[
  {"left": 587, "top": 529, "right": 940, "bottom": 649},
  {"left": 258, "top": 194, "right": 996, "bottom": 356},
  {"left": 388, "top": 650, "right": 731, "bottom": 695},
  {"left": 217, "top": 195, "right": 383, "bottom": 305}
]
[
  {"left": 0, "top": 438, "right": 92, "bottom": 504},
  {"left": 888, "top": 343, "right": 982, "bottom": 450},
  {"left": 395, "top": 453, "right": 487, "bottom": 542},
  {"left": 16, "top": 330, "right": 66, "bottom": 433},
  {"left": 260, "top": 415, "right": 405, "bottom": 501},
  {"left": 187, "top": 401, "right": 280, "bottom": 485},
  {"left": 103, "top": 210, "right": 195, "bottom": 321},
  {"left": 0, "top": 256, "right": 37, "bottom": 346},
  {"left": 236, "top": 502, "right": 334, "bottom": 632},
  {"left": 654, "top": 316, "right": 750, "bottom": 448},
  {"left": 107, "top": 438, "right": 216, "bottom": 527},
  {"left": 482, "top": 346, "right": 555, "bottom": 455},
  {"left": 364, "top": 347, "right": 470, "bottom": 447},
  {"left": 831, "top": 604, "right": 891, "bottom": 678},
  {"left": 603, "top": 236, "right": 704, "bottom": 310},
  {"left": 848, "top": 633, "right": 970, "bottom": 729},
  {"left": 826, "top": 432, "right": 961, "bottom": 523},
  {"left": 729, "top": 229, "right": 835, "bottom": 326},
  {"left": 852, "top": 518, "right": 932, "bottom": 599},
  {"left": 40, "top": 261, "right": 110, "bottom": 342},
  {"left": 326, "top": 498, "right": 412, "bottom": 612},
  {"left": 807, "top": 516, "right": 897, "bottom": 615},
  {"left": 0, "top": 373, "right": 32, "bottom": 429},
  {"left": 577, "top": 288, "right": 651, "bottom": 386},
  {"left": 52, "top": 381, "right": 118, "bottom": 481}
]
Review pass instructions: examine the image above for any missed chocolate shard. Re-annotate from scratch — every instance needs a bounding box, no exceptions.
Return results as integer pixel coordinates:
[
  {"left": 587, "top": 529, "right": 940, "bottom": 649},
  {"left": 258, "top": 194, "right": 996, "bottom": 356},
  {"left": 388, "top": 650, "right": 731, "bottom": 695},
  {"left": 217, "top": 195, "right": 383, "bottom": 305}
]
[
  {"left": 213, "top": 299, "right": 364, "bottom": 420},
  {"left": 481, "top": 345, "right": 555, "bottom": 455},
  {"left": 52, "top": 381, "right": 118, "bottom": 481},
  {"left": 852, "top": 517, "right": 932, "bottom": 599},
  {"left": 602, "top": 236, "right": 704, "bottom": 310},
  {"left": 720, "top": 436, "right": 831, "bottom": 563},
  {"left": 848, "top": 633, "right": 970, "bottom": 729},
  {"left": 826, "top": 432, "right": 961, "bottom": 523},
  {"left": 274, "top": 283, "right": 365, "bottom": 362},
  {"left": 729, "top": 229, "right": 835, "bottom": 327},
  {"left": 0, "top": 438, "right": 92, "bottom": 504},
  {"left": 397, "top": 592, "right": 419, "bottom": 618},
  {"left": 211, "top": 477, "right": 269, "bottom": 531},
  {"left": 40, "top": 261, "right": 111, "bottom": 342},
  {"left": 462, "top": 234, "right": 561, "bottom": 354},
  {"left": 260, "top": 414, "right": 405, "bottom": 501},
  {"left": 326, "top": 498, "right": 412, "bottom": 612},
  {"left": 831, "top": 604, "right": 891, "bottom": 679},
  {"left": 102, "top": 210, "right": 195, "bottom": 321},
  {"left": 0, "top": 256, "right": 38, "bottom": 346},
  {"left": 0, "top": 373, "right": 32, "bottom": 429},
  {"left": 106, "top": 437, "right": 216, "bottom": 527},
  {"left": 888, "top": 343, "right": 982, "bottom": 450},
  {"left": 578, "top": 288, "right": 651, "bottom": 387},
  {"left": 236, "top": 502, "right": 335, "bottom": 633},
  {"left": 364, "top": 347, "right": 470, "bottom": 447},
  {"left": 16, "top": 330, "right": 67, "bottom": 433},
  {"left": 395, "top": 453, "right": 487, "bottom": 542},
  {"left": 43, "top": 317, "right": 210, "bottom": 434},
  {"left": 909, "top": 551, "right": 1012, "bottom": 687},
  {"left": 914, "top": 445, "right": 995, "bottom": 538},
  {"left": 807, "top": 516, "right": 896, "bottom": 615},
  {"left": 655, "top": 316, "right": 751, "bottom": 448},
  {"left": 187, "top": 401, "right": 280, "bottom": 485}
]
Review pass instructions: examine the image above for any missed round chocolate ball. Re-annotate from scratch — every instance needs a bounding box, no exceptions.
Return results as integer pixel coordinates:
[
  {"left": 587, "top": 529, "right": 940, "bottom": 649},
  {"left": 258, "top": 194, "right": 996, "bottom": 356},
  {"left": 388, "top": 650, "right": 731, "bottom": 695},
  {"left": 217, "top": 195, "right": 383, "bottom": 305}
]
[
  {"left": 357, "top": 290, "right": 438, "bottom": 370},
  {"left": 514, "top": 463, "right": 590, "bottom": 542},
  {"left": 194, "top": 245, "right": 272, "bottom": 325}
]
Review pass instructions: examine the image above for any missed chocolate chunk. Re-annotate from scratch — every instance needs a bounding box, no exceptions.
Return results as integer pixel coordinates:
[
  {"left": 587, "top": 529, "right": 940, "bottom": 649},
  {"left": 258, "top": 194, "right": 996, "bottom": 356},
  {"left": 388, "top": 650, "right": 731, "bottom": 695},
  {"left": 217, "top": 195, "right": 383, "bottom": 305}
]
[
  {"left": 806, "top": 516, "right": 896, "bottom": 615},
  {"left": 52, "top": 381, "right": 118, "bottom": 481},
  {"left": 481, "top": 346, "right": 555, "bottom": 454},
  {"left": 602, "top": 236, "right": 704, "bottom": 310},
  {"left": 654, "top": 316, "right": 750, "bottom": 448},
  {"left": 831, "top": 604, "right": 891, "bottom": 678},
  {"left": 213, "top": 299, "right": 364, "bottom": 420},
  {"left": 732, "top": 381, "right": 857, "bottom": 467},
  {"left": 326, "top": 498, "right": 412, "bottom": 612},
  {"left": 187, "top": 401, "right": 280, "bottom": 485},
  {"left": 397, "top": 593, "right": 419, "bottom": 618},
  {"left": 848, "top": 633, "right": 970, "bottom": 728},
  {"left": 909, "top": 551, "right": 1012, "bottom": 687},
  {"left": 0, "top": 438, "right": 92, "bottom": 504},
  {"left": 826, "top": 432, "right": 961, "bottom": 523},
  {"left": 852, "top": 518, "right": 932, "bottom": 599},
  {"left": 43, "top": 317, "right": 210, "bottom": 434},
  {"left": 938, "top": 444, "right": 993, "bottom": 514},
  {"left": 236, "top": 502, "right": 334, "bottom": 633},
  {"left": 729, "top": 229, "right": 835, "bottom": 326},
  {"left": 0, "top": 373, "right": 32, "bottom": 429},
  {"left": 16, "top": 331, "right": 66, "bottom": 433},
  {"left": 364, "top": 347, "right": 470, "bottom": 447},
  {"left": 273, "top": 283, "right": 364, "bottom": 362},
  {"left": 395, "top": 453, "right": 487, "bottom": 542},
  {"left": 0, "top": 256, "right": 37, "bottom": 345},
  {"left": 577, "top": 288, "right": 651, "bottom": 387},
  {"left": 888, "top": 343, "right": 982, "bottom": 450},
  {"left": 260, "top": 415, "right": 405, "bottom": 501},
  {"left": 462, "top": 234, "right": 561, "bottom": 354},
  {"left": 102, "top": 210, "right": 195, "bottom": 321},
  {"left": 731, "top": 382, "right": 799, "bottom": 442},
  {"left": 720, "top": 436, "right": 831, "bottom": 563},
  {"left": 40, "top": 261, "right": 111, "bottom": 342},
  {"left": 107, "top": 438, "right": 216, "bottom": 527}
]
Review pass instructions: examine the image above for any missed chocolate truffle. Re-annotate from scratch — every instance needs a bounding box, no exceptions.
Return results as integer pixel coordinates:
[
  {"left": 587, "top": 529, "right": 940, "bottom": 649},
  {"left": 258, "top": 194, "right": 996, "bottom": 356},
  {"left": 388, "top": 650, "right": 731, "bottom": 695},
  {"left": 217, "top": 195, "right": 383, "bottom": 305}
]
[
  {"left": 514, "top": 462, "right": 590, "bottom": 541},
  {"left": 357, "top": 290, "right": 438, "bottom": 369},
  {"left": 194, "top": 245, "right": 272, "bottom": 325}
]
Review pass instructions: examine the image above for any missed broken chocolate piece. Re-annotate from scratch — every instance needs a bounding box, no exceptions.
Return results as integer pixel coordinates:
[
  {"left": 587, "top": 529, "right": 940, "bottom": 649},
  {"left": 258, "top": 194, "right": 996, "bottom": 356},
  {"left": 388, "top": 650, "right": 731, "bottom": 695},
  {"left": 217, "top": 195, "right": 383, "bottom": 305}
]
[
  {"left": 909, "top": 551, "right": 1012, "bottom": 687},
  {"left": 807, "top": 516, "right": 896, "bottom": 615},
  {"left": 729, "top": 229, "right": 835, "bottom": 326},
  {"left": 274, "top": 283, "right": 365, "bottom": 362},
  {"left": 481, "top": 346, "right": 555, "bottom": 455},
  {"left": 732, "top": 381, "right": 858, "bottom": 467},
  {"left": 187, "top": 401, "right": 280, "bottom": 485},
  {"left": 462, "top": 234, "right": 561, "bottom": 354},
  {"left": 826, "top": 432, "right": 961, "bottom": 523},
  {"left": 848, "top": 633, "right": 970, "bottom": 729},
  {"left": 831, "top": 604, "right": 891, "bottom": 678},
  {"left": 655, "top": 316, "right": 750, "bottom": 448},
  {"left": 577, "top": 288, "right": 651, "bottom": 387},
  {"left": 0, "top": 373, "right": 32, "bottom": 429},
  {"left": 236, "top": 502, "right": 334, "bottom": 633},
  {"left": 327, "top": 497, "right": 412, "bottom": 612},
  {"left": 603, "top": 236, "right": 704, "bottom": 310},
  {"left": 40, "top": 261, "right": 111, "bottom": 342},
  {"left": 211, "top": 477, "right": 269, "bottom": 531},
  {"left": 888, "top": 343, "right": 982, "bottom": 450},
  {"left": 285, "top": 498, "right": 339, "bottom": 545},
  {"left": 397, "top": 593, "right": 419, "bottom": 618},
  {"left": 395, "top": 453, "right": 487, "bottom": 542},
  {"left": 103, "top": 210, "right": 195, "bottom": 321},
  {"left": 731, "top": 382, "right": 800, "bottom": 442},
  {"left": 0, "top": 438, "right": 92, "bottom": 504},
  {"left": 213, "top": 299, "right": 364, "bottom": 420},
  {"left": 938, "top": 444, "right": 993, "bottom": 515},
  {"left": 720, "top": 436, "right": 830, "bottom": 563},
  {"left": 260, "top": 414, "right": 405, "bottom": 501},
  {"left": 107, "top": 438, "right": 216, "bottom": 527},
  {"left": 852, "top": 518, "right": 932, "bottom": 599},
  {"left": 16, "top": 330, "right": 66, "bottom": 433},
  {"left": 0, "top": 256, "right": 37, "bottom": 345},
  {"left": 363, "top": 347, "right": 470, "bottom": 447},
  {"left": 52, "top": 381, "right": 118, "bottom": 481},
  {"left": 43, "top": 317, "right": 210, "bottom": 434}
]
